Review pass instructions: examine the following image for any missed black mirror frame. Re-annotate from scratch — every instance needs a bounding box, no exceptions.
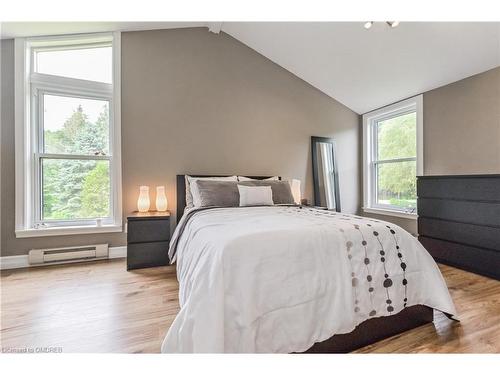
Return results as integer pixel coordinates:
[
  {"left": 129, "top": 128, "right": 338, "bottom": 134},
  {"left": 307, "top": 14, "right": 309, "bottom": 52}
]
[{"left": 311, "top": 136, "right": 341, "bottom": 212}]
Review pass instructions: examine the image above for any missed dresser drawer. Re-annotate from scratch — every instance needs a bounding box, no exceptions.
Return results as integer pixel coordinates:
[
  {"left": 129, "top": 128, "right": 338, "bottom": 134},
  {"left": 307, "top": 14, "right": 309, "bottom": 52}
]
[
  {"left": 418, "top": 217, "right": 500, "bottom": 252},
  {"left": 419, "top": 236, "right": 500, "bottom": 280},
  {"left": 127, "top": 218, "right": 170, "bottom": 244},
  {"left": 127, "top": 241, "right": 170, "bottom": 270}
]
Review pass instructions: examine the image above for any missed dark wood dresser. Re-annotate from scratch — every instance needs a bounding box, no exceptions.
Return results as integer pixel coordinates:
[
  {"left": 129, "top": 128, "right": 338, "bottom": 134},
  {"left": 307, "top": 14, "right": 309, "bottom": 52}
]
[
  {"left": 126, "top": 211, "right": 170, "bottom": 270},
  {"left": 417, "top": 174, "right": 500, "bottom": 280}
]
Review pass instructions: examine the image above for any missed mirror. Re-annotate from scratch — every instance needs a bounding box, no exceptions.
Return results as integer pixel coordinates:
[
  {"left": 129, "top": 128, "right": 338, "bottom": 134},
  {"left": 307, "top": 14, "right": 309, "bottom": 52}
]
[{"left": 311, "top": 136, "right": 341, "bottom": 211}]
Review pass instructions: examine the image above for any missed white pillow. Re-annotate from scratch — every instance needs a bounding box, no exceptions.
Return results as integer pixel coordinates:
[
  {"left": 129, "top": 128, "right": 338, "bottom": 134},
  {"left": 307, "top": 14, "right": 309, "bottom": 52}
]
[
  {"left": 185, "top": 175, "right": 237, "bottom": 209},
  {"left": 237, "top": 176, "right": 279, "bottom": 182},
  {"left": 237, "top": 185, "right": 274, "bottom": 206}
]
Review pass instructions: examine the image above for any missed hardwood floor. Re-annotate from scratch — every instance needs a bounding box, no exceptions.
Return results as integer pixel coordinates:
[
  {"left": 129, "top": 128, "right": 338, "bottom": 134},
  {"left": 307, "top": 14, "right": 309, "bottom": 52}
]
[{"left": 1, "top": 260, "right": 499, "bottom": 353}]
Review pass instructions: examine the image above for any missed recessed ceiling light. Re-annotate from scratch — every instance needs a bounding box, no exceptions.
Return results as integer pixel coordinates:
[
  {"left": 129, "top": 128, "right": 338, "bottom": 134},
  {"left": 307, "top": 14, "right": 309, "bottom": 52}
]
[{"left": 364, "top": 21, "right": 373, "bottom": 30}]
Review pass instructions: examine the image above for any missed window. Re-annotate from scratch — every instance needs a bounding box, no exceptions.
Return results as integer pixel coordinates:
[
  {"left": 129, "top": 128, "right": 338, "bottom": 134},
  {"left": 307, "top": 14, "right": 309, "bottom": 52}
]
[
  {"left": 15, "top": 33, "right": 122, "bottom": 237},
  {"left": 362, "top": 96, "right": 423, "bottom": 219}
]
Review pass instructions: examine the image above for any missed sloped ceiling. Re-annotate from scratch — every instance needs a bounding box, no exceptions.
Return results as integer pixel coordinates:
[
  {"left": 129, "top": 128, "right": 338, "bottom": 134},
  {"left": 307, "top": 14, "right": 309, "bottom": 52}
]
[
  {"left": 2, "top": 22, "right": 499, "bottom": 114},
  {"left": 221, "top": 22, "right": 500, "bottom": 113}
]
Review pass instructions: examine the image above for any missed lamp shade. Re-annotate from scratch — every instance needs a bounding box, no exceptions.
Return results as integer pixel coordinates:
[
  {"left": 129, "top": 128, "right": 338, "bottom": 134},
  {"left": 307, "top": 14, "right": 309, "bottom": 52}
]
[
  {"left": 290, "top": 179, "right": 301, "bottom": 204},
  {"left": 137, "top": 186, "right": 150, "bottom": 212},
  {"left": 156, "top": 186, "right": 168, "bottom": 211}
]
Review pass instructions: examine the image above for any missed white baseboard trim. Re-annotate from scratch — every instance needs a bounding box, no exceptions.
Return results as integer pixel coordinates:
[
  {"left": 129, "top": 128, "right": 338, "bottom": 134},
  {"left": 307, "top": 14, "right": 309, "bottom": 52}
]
[{"left": 0, "top": 246, "right": 127, "bottom": 270}]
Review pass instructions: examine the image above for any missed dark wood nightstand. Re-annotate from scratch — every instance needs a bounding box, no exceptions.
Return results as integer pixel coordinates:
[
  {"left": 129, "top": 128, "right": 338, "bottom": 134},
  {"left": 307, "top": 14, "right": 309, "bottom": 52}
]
[{"left": 126, "top": 211, "right": 171, "bottom": 270}]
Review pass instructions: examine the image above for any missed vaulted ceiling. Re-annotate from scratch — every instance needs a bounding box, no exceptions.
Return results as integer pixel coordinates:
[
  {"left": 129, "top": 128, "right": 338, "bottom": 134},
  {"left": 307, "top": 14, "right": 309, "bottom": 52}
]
[
  {"left": 221, "top": 22, "right": 500, "bottom": 113},
  {"left": 2, "top": 22, "right": 499, "bottom": 114}
]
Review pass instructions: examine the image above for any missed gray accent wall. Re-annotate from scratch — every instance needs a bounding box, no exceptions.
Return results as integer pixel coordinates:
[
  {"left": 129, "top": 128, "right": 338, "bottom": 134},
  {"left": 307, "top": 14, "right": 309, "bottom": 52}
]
[
  {"left": 1, "top": 28, "right": 361, "bottom": 257},
  {"left": 424, "top": 67, "right": 500, "bottom": 175}
]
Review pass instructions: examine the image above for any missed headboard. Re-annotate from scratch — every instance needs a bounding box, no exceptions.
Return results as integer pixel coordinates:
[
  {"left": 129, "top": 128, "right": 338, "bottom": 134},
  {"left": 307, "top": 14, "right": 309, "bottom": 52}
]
[{"left": 176, "top": 175, "right": 280, "bottom": 223}]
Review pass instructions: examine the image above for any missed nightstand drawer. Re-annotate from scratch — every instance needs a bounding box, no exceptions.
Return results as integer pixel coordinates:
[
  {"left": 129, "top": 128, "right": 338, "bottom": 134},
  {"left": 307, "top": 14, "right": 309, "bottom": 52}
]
[
  {"left": 127, "top": 241, "right": 169, "bottom": 270},
  {"left": 127, "top": 219, "right": 170, "bottom": 244}
]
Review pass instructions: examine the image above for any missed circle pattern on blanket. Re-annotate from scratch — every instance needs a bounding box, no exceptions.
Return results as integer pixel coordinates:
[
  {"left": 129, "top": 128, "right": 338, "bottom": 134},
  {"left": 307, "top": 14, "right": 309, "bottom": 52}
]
[
  {"left": 383, "top": 278, "right": 393, "bottom": 288},
  {"left": 369, "top": 310, "right": 377, "bottom": 317}
]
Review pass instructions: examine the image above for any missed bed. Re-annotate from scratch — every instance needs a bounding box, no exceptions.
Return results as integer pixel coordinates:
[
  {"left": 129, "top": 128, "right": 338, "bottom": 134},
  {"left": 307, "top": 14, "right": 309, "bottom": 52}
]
[{"left": 162, "top": 175, "right": 457, "bottom": 353}]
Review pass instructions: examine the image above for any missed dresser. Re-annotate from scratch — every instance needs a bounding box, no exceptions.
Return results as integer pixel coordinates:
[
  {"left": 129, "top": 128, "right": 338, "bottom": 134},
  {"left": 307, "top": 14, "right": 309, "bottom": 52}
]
[
  {"left": 126, "top": 211, "right": 171, "bottom": 270},
  {"left": 417, "top": 174, "right": 500, "bottom": 280}
]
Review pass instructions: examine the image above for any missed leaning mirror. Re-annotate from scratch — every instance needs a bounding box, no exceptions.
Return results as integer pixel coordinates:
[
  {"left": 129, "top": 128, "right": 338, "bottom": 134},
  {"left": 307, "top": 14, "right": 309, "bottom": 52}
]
[{"left": 311, "top": 136, "right": 341, "bottom": 211}]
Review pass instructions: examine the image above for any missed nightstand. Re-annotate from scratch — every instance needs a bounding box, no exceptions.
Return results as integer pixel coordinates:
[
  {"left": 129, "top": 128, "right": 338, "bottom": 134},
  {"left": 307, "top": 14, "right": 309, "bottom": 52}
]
[{"left": 126, "top": 211, "right": 171, "bottom": 270}]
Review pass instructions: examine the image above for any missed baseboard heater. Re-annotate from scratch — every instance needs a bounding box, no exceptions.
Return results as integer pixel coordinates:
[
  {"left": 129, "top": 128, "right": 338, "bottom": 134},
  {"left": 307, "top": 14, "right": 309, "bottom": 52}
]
[{"left": 29, "top": 244, "right": 109, "bottom": 266}]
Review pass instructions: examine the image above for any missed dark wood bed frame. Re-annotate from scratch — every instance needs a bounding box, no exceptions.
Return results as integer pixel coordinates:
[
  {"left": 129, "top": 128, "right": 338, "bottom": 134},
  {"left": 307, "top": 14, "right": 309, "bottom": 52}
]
[{"left": 175, "top": 174, "right": 435, "bottom": 353}]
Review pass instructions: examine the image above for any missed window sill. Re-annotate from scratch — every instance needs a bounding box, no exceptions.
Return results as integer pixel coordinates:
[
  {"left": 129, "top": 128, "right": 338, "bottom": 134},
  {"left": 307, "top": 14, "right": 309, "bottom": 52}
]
[
  {"left": 15, "top": 224, "right": 123, "bottom": 238},
  {"left": 362, "top": 207, "right": 417, "bottom": 220}
]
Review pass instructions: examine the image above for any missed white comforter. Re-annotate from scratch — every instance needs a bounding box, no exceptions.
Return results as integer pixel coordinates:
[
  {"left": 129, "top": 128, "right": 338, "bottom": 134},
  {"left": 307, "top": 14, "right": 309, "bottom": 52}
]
[{"left": 162, "top": 206, "right": 457, "bottom": 353}]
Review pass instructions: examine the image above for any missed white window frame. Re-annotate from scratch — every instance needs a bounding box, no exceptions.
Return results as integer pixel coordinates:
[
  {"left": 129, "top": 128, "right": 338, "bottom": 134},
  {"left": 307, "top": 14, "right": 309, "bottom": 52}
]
[
  {"left": 362, "top": 95, "right": 423, "bottom": 220},
  {"left": 14, "top": 32, "right": 122, "bottom": 238}
]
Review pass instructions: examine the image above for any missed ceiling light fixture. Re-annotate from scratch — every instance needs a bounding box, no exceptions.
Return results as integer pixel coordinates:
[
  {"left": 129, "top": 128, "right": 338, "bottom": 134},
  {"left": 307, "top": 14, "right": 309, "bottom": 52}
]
[
  {"left": 364, "top": 21, "right": 373, "bottom": 29},
  {"left": 386, "top": 21, "right": 400, "bottom": 28}
]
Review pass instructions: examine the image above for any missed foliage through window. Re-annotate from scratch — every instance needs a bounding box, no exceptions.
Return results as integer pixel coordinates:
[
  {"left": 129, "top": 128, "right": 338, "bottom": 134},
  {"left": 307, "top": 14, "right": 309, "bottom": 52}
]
[
  {"left": 375, "top": 112, "right": 417, "bottom": 210},
  {"left": 363, "top": 96, "right": 422, "bottom": 215},
  {"left": 41, "top": 95, "right": 111, "bottom": 221}
]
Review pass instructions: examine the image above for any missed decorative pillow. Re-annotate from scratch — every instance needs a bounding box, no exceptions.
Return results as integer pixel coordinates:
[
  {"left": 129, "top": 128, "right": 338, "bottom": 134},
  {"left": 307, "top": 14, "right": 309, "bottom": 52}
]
[
  {"left": 237, "top": 185, "right": 274, "bottom": 206},
  {"left": 238, "top": 180, "right": 295, "bottom": 205},
  {"left": 185, "top": 175, "right": 237, "bottom": 209},
  {"left": 237, "top": 176, "right": 280, "bottom": 182},
  {"left": 190, "top": 180, "right": 240, "bottom": 207}
]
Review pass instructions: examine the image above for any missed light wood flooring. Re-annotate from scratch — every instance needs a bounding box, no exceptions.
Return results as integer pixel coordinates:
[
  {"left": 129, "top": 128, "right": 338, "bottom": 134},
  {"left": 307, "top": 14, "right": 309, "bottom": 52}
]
[{"left": 1, "top": 260, "right": 499, "bottom": 353}]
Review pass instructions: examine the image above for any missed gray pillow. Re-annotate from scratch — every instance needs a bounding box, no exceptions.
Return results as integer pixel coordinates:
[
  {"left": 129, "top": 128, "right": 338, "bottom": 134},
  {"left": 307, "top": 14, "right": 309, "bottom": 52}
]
[
  {"left": 238, "top": 180, "right": 295, "bottom": 205},
  {"left": 185, "top": 175, "right": 238, "bottom": 209},
  {"left": 191, "top": 180, "right": 240, "bottom": 207}
]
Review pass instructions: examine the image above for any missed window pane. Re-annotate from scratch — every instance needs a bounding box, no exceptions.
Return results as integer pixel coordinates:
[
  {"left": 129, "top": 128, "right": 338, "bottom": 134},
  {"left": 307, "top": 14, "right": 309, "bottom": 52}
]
[
  {"left": 43, "top": 94, "right": 110, "bottom": 155},
  {"left": 42, "top": 159, "right": 110, "bottom": 220},
  {"left": 377, "top": 112, "right": 416, "bottom": 160},
  {"left": 35, "top": 46, "right": 112, "bottom": 83},
  {"left": 377, "top": 160, "right": 416, "bottom": 210}
]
